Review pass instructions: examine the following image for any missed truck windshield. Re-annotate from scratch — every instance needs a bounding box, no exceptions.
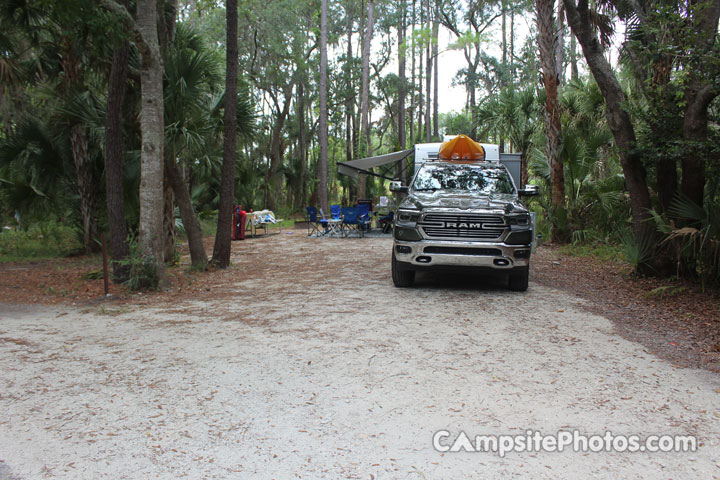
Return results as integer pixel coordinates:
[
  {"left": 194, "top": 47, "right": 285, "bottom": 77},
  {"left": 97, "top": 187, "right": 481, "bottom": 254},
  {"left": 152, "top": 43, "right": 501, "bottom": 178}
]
[{"left": 412, "top": 164, "right": 515, "bottom": 194}]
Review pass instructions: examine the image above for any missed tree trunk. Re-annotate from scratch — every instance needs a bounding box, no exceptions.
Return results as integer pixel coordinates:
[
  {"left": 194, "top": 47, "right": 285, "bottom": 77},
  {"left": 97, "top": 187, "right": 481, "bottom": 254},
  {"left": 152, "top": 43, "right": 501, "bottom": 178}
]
[
  {"left": 212, "top": 0, "right": 238, "bottom": 268},
  {"left": 398, "top": 0, "right": 407, "bottom": 181},
  {"left": 318, "top": 0, "right": 329, "bottom": 213},
  {"left": 163, "top": 175, "right": 175, "bottom": 262},
  {"left": 537, "top": 0, "right": 565, "bottom": 242},
  {"left": 555, "top": 0, "right": 565, "bottom": 80},
  {"left": 409, "top": 0, "right": 416, "bottom": 147},
  {"left": 679, "top": 1, "right": 720, "bottom": 208},
  {"left": 105, "top": 37, "right": 130, "bottom": 281},
  {"left": 432, "top": 16, "right": 439, "bottom": 141},
  {"left": 352, "top": 107, "right": 359, "bottom": 162},
  {"left": 137, "top": 0, "right": 166, "bottom": 284},
  {"left": 510, "top": 7, "right": 515, "bottom": 79},
  {"left": 188, "top": 0, "right": 197, "bottom": 29},
  {"left": 424, "top": 0, "right": 432, "bottom": 142},
  {"left": 358, "top": 0, "right": 375, "bottom": 200},
  {"left": 303, "top": 105, "right": 311, "bottom": 206},
  {"left": 297, "top": 82, "right": 307, "bottom": 210},
  {"left": 656, "top": 157, "right": 677, "bottom": 215},
  {"left": 569, "top": 32, "right": 578, "bottom": 80},
  {"left": 70, "top": 124, "right": 97, "bottom": 254},
  {"left": 502, "top": 0, "right": 507, "bottom": 82},
  {"left": 165, "top": 159, "right": 207, "bottom": 268},
  {"left": 521, "top": 148, "right": 529, "bottom": 187},
  {"left": 468, "top": 74, "right": 476, "bottom": 140},
  {"left": 563, "top": 0, "right": 653, "bottom": 247},
  {"left": 681, "top": 84, "right": 713, "bottom": 208},
  {"left": 417, "top": 4, "right": 424, "bottom": 143},
  {"left": 267, "top": 88, "right": 293, "bottom": 209},
  {"left": 345, "top": 3, "right": 354, "bottom": 166},
  {"left": 59, "top": 36, "right": 98, "bottom": 255}
]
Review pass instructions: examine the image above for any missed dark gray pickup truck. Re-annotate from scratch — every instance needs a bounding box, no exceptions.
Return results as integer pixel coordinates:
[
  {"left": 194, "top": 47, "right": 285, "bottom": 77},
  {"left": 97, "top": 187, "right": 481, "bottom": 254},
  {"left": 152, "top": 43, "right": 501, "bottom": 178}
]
[{"left": 390, "top": 158, "right": 537, "bottom": 291}]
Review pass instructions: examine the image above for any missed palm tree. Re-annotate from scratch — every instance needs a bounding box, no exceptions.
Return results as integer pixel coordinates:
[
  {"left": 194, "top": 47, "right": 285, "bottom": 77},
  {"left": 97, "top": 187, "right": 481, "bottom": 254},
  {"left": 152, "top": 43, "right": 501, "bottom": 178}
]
[
  {"left": 477, "top": 86, "right": 540, "bottom": 186},
  {"left": 0, "top": 119, "right": 74, "bottom": 225},
  {"left": 163, "top": 26, "right": 223, "bottom": 269}
]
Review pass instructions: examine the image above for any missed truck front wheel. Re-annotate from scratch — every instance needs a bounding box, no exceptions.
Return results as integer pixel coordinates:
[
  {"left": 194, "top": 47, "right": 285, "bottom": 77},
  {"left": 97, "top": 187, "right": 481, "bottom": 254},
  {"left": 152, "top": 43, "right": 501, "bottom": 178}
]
[
  {"left": 509, "top": 265, "right": 529, "bottom": 292},
  {"left": 392, "top": 251, "right": 415, "bottom": 287}
]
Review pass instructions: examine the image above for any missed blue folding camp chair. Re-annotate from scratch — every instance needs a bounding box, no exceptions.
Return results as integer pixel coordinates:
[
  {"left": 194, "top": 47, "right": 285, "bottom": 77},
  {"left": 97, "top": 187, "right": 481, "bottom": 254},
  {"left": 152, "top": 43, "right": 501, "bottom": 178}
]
[
  {"left": 306, "top": 206, "right": 321, "bottom": 236},
  {"left": 341, "top": 206, "right": 364, "bottom": 237},
  {"left": 356, "top": 203, "right": 372, "bottom": 232},
  {"left": 330, "top": 204, "right": 342, "bottom": 221}
]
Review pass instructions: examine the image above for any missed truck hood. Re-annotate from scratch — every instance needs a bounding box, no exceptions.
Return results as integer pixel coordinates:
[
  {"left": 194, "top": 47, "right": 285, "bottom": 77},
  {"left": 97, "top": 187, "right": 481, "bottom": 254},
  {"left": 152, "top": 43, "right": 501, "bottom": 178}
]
[{"left": 400, "top": 191, "right": 528, "bottom": 214}]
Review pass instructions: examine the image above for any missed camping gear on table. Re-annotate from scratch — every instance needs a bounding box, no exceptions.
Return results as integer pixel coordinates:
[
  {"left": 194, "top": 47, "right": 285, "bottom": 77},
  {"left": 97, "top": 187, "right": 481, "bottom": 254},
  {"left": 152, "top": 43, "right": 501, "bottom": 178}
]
[{"left": 246, "top": 210, "right": 281, "bottom": 236}]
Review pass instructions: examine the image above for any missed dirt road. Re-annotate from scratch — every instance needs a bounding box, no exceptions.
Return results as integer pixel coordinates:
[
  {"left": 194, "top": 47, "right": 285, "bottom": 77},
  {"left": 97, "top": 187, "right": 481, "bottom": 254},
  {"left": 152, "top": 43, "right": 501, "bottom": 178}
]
[{"left": 1, "top": 234, "right": 719, "bottom": 479}]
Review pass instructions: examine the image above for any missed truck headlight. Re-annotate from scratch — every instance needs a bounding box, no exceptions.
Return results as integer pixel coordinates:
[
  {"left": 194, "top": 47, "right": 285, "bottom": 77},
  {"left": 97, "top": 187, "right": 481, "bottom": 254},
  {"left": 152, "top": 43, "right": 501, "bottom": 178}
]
[
  {"left": 505, "top": 215, "right": 530, "bottom": 226},
  {"left": 397, "top": 210, "right": 420, "bottom": 225}
]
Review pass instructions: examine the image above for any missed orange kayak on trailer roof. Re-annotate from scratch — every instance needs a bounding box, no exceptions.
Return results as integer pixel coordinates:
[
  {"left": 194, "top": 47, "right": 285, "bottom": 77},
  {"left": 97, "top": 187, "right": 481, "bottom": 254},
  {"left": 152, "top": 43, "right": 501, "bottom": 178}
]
[{"left": 437, "top": 134, "right": 486, "bottom": 161}]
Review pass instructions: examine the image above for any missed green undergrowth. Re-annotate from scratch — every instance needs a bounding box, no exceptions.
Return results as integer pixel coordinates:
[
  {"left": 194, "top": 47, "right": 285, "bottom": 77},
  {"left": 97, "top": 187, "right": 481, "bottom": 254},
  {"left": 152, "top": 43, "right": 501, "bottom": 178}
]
[{"left": 0, "top": 223, "right": 82, "bottom": 261}]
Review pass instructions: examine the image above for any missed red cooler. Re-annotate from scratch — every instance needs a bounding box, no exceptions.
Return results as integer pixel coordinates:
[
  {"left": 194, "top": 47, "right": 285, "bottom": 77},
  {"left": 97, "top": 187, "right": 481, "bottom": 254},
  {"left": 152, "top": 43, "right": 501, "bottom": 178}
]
[{"left": 232, "top": 205, "right": 247, "bottom": 240}]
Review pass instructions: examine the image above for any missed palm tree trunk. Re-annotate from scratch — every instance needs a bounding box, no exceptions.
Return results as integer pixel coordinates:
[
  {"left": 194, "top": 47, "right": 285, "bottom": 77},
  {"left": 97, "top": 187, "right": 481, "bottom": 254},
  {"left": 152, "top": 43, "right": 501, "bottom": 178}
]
[
  {"left": 163, "top": 176, "right": 175, "bottom": 261},
  {"left": 105, "top": 37, "right": 130, "bottom": 281},
  {"left": 137, "top": 0, "right": 167, "bottom": 285},
  {"left": 536, "top": 0, "right": 565, "bottom": 242},
  {"left": 70, "top": 124, "right": 97, "bottom": 254}
]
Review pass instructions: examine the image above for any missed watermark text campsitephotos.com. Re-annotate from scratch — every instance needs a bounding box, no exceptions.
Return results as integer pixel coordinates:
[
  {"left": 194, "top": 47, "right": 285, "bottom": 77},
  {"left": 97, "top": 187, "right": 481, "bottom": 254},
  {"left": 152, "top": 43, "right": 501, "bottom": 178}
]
[{"left": 433, "top": 430, "right": 697, "bottom": 457}]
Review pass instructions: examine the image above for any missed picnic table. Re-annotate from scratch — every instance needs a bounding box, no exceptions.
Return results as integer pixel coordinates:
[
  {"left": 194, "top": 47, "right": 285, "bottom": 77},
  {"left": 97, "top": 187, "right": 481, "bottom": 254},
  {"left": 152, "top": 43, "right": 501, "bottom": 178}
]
[{"left": 246, "top": 210, "right": 282, "bottom": 237}]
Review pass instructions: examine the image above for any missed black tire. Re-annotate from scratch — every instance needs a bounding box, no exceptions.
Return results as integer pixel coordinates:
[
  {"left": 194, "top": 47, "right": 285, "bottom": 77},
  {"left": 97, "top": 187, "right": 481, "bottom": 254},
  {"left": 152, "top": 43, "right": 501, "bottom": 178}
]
[
  {"left": 392, "top": 251, "right": 415, "bottom": 287},
  {"left": 509, "top": 265, "right": 529, "bottom": 292}
]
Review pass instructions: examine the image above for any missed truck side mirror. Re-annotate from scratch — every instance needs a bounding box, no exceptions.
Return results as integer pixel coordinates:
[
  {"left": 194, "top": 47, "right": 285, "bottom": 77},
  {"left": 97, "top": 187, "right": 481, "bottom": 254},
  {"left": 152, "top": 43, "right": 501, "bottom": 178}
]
[
  {"left": 519, "top": 185, "right": 539, "bottom": 197},
  {"left": 390, "top": 181, "right": 409, "bottom": 194}
]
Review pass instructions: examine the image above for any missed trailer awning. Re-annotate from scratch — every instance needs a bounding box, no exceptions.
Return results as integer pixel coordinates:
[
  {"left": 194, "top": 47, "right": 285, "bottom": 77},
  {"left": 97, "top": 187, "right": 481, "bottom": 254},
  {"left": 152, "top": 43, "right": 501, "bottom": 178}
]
[{"left": 337, "top": 149, "right": 414, "bottom": 179}]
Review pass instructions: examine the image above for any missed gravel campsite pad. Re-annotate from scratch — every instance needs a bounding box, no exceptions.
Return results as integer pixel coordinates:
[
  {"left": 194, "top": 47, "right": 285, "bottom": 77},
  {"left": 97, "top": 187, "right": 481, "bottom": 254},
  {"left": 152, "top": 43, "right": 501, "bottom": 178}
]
[{"left": 1, "top": 233, "right": 720, "bottom": 479}]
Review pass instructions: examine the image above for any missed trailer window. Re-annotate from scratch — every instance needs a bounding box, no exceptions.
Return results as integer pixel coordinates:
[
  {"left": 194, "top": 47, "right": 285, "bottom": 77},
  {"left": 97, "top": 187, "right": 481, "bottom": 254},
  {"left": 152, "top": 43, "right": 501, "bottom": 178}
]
[{"left": 412, "top": 164, "right": 515, "bottom": 194}]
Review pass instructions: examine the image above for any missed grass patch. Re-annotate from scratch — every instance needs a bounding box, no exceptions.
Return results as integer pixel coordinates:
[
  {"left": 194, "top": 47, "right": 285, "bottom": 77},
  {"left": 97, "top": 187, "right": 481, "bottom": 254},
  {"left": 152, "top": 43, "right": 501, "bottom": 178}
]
[
  {"left": 199, "top": 212, "right": 218, "bottom": 237},
  {"left": 0, "top": 223, "right": 82, "bottom": 261},
  {"left": 644, "top": 285, "right": 687, "bottom": 300}
]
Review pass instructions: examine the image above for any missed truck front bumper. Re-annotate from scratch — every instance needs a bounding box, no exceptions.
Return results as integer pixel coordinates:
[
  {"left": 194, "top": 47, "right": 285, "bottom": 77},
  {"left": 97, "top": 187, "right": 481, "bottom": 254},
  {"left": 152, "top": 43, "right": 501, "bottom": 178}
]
[{"left": 393, "top": 239, "right": 530, "bottom": 270}]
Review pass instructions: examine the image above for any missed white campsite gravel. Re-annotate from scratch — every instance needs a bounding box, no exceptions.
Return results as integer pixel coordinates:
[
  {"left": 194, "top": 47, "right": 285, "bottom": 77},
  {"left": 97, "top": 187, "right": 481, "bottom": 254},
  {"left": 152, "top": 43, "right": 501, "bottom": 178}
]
[{"left": 1, "top": 233, "right": 719, "bottom": 479}]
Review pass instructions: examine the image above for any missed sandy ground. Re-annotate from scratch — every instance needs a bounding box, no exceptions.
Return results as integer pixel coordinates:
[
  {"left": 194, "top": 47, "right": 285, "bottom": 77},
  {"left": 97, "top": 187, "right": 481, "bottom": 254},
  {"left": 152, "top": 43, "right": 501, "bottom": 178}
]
[{"left": 1, "top": 233, "right": 719, "bottom": 479}]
